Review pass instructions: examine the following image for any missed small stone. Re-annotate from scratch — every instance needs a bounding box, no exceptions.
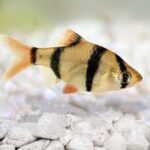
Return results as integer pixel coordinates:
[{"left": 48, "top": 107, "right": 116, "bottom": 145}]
[
  {"left": 72, "top": 121, "right": 93, "bottom": 136},
  {"left": 142, "top": 122, "right": 150, "bottom": 143},
  {"left": 0, "top": 117, "right": 17, "bottom": 139},
  {"left": 87, "top": 117, "right": 113, "bottom": 132},
  {"left": 45, "top": 141, "right": 64, "bottom": 150},
  {"left": 114, "top": 115, "right": 136, "bottom": 138},
  {"left": 18, "top": 140, "right": 50, "bottom": 150},
  {"left": 20, "top": 122, "right": 38, "bottom": 137},
  {"left": 0, "top": 144, "right": 15, "bottom": 150},
  {"left": 99, "top": 109, "right": 123, "bottom": 124},
  {"left": 62, "top": 114, "right": 81, "bottom": 128},
  {"left": 94, "top": 147, "right": 106, "bottom": 150},
  {"left": 2, "top": 127, "right": 36, "bottom": 147},
  {"left": 104, "top": 132, "right": 126, "bottom": 150},
  {"left": 37, "top": 113, "right": 66, "bottom": 139},
  {"left": 59, "top": 129, "right": 72, "bottom": 145},
  {"left": 92, "top": 127, "right": 110, "bottom": 147},
  {"left": 66, "top": 134, "right": 94, "bottom": 150},
  {"left": 127, "top": 129, "right": 149, "bottom": 150}
]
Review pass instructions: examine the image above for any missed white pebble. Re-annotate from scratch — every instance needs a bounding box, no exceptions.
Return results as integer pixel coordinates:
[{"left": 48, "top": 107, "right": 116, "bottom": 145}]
[
  {"left": 2, "top": 127, "right": 36, "bottom": 147},
  {"left": 94, "top": 147, "right": 106, "bottom": 150},
  {"left": 0, "top": 144, "right": 15, "bottom": 150},
  {"left": 0, "top": 118, "right": 17, "bottom": 139},
  {"left": 37, "top": 113, "right": 66, "bottom": 139},
  {"left": 45, "top": 141, "right": 64, "bottom": 150},
  {"left": 87, "top": 117, "right": 113, "bottom": 132},
  {"left": 20, "top": 122, "right": 38, "bottom": 137},
  {"left": 114, "top": 115, "right": 136, "bottom": 138},
  {"left": 104, "top": 132, "right": 126, "bottom": 150},
  {"left": 127, "top": 129, "right": 149, "bottom": 150},
  {"left": 66, "top": 135, "right": 94, "bottom": 150},
  {"left": 72, "top": 121, "right": 93, "bottom": 136},
  {"left": 18, "top": 140, "right": 50, "bottom": 150},
  {"left": 62, "top": 114, "right": 81, "bottom": 128},
  {"left": 142, "top": 122, "right": 150, "bottom": 143},
  {"left": 59, "top": 129, "right": 72, "bottom": 145},
  {"left": 99, "top": 109, "right": 123, "bottom": 124},
  {"left": 92, "top": 127, "right": 110, "bottom": 147}
]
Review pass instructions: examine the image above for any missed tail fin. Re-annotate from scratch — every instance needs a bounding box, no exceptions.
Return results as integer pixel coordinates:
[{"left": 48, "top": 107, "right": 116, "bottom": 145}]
[{"left": 0, "top": 35, "right": 32, "bottom": 80}]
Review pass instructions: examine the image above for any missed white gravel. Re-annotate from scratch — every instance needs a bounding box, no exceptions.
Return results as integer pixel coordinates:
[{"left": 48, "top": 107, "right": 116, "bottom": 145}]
[
  {"left": 45, "top": 141, "right": 64, "bottom": 150},
  {"left": 66, "top": 134, "right": 94, "bottom": 150},
  {"left": 0, "top": 118, "right": 17, "bottom": 139},
  {"left": 0, "top": 112, "right": 149, "bottom": 149},
  {"left": 127, "top": 129, "right": 149, "bottom": 150},
  {"left": 0, "top": 144, "right": 15, "bottom": 150},
  {"left": 59, "top": 129, "right": 72, "bottom": 145},
  {"left": 94, "top": 147, "right": 106, "bottom": 150},
  {"left": 18, "top": 140, "right": 50, "bottom": 150},
  {"left": 2, "top": 127, "right": 36, "bottom": 147},
  {"left": 104, "top": 132, "right": 127, "bottom": 150},
  {"left": 37, "top": 113, "right": 66, "bottom": 139}
]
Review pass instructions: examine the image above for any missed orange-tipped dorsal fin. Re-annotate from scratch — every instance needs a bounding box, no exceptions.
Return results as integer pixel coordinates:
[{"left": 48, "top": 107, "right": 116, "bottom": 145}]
[{"left": 58, "top": 29, "right": 83, "bottom": 46}]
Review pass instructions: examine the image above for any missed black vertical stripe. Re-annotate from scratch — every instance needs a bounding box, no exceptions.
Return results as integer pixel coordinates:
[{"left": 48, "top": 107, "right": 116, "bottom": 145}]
[
  {"left": 50, "top": 35, "right": 81, "bottom": 79},
  {"left": 50, "top": 47, "right": 64, "bottom": 79},
  {"left": 31, "top": 47, "right": 37, "bottom": 64},
  {"left": 115, "top": 55, "right": 129, "bottom": 88},
  {"left": 86, "top": 45, "right": 106, "bottom": 91}
]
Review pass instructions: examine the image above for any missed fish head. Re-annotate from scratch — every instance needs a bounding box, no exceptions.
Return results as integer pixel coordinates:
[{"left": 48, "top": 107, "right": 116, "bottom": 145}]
[
  {"left": 110, "top": 56, "right": 143, "bottom": 90},
  {"left": 95, "top": 51, "right": 143, "bottom": 92},
  {"left": 121, "top": 63, "right": 143, "bottom": 87}
]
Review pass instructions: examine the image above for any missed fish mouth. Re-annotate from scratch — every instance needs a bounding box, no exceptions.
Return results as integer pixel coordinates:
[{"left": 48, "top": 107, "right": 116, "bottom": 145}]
[
  {"left": 138, "top": 73, "right": 143, "bottom": 81},
  {"left": 132, "top": 71, "right": 143, "bottom": 85},
  {"left": 136, "top": 72, "right": 143, "bottom": 82}
]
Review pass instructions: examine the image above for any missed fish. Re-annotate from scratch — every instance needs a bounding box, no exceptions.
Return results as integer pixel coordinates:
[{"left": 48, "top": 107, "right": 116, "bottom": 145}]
[{"left": 0, "top": 29, "right": 143, "bottom": 94}]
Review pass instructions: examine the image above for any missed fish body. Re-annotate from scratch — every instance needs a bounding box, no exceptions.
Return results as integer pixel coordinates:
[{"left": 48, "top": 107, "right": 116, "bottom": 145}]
[{"left": 1, "top": 30, "right": 142, "bottom": 94}]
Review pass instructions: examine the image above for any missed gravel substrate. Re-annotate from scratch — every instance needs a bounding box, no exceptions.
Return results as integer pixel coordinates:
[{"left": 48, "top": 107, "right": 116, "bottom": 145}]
[{"left": 0, "top": 111, "right": 150, "bottom": 150}]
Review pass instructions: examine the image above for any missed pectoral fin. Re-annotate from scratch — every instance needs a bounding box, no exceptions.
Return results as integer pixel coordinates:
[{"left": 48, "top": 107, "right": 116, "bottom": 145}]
[{"left": 63, "top": 84, "right": 78, "bottom": 94}]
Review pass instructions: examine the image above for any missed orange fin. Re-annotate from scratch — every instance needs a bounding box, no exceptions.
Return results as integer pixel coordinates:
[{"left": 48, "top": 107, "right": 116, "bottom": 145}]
[
  {"left": 0, "top": 34, "right": 32, "bottom": 80},
  {"left": 0, "top": 34, "right": 31, "bottom": 56},
  {"left": 63, "top": 84, "right": 78, "bottom": 94},
  {"left": 2, "top": 58, "right": 30, "bottom": 80},
  {"left": 59, "top": 29, "right": 83, "bottom": 46}
]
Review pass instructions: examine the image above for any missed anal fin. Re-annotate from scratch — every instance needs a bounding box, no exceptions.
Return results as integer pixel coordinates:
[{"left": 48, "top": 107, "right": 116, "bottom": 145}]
[{"left": 63, "top": 84, "right": 78, "bottom": 94}]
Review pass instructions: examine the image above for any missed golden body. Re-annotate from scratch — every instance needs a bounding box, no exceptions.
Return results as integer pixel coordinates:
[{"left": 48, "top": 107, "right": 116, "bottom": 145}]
[{"left": 1, "top": 30, "right": 142, "bottom": 93}]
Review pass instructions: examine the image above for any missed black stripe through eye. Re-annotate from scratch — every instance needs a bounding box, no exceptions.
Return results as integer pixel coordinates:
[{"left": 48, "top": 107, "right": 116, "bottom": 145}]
[
  {"left": 121, "top": 72, "right": 129, "bottom": 88},
  {"left": 86, "top": 45, "right": 106, "bottom": 91},
  {"left": 51, "top": 47, "right": 64, "bottom": 79},
  {"left": 115, "top": 55, "right": 129, "bottom": 88},
  {"left": 123, "top": 73, "right": 129, "bottom": 83}
]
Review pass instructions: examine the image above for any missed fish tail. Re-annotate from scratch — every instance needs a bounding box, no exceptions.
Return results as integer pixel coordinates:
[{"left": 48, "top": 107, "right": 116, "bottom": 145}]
[{"left": 0, "top": 34, "right": 33, "bottom": 80}]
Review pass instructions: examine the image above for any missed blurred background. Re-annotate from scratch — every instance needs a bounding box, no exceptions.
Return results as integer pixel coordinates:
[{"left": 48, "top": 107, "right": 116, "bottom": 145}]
[{"left": 0, "top": 0, "right": 150, "bottom": 120}]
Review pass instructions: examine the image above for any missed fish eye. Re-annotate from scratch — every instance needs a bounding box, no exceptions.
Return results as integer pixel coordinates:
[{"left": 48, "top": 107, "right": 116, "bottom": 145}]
[{"left": 119, "top": 71, "right": 131, "bottom": 84}]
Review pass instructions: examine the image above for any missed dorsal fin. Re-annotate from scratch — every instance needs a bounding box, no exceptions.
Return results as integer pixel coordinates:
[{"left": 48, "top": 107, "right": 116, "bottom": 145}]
[{"left": 58, "top": 29, "right": 83, "bottom": 46}]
